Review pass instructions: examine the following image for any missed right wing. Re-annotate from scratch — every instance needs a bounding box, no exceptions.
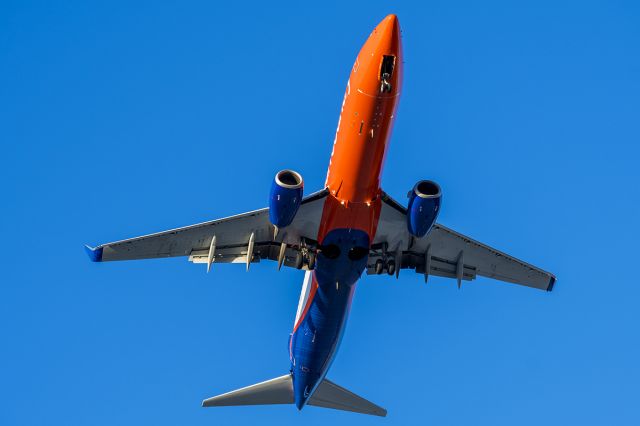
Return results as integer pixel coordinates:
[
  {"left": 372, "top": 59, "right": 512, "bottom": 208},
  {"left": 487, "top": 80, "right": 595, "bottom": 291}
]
[
  {"left": 85, "top": 190, "right": 328, "bottom": 271},
  {"left": 368, "top": 192, "right": 556, "bottom": 291}
]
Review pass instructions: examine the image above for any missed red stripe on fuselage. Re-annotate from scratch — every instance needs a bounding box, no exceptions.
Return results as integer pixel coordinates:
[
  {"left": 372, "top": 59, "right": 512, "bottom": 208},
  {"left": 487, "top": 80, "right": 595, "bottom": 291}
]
[{"left": 292, "top": 273, "right": 319, "bottom": 334}]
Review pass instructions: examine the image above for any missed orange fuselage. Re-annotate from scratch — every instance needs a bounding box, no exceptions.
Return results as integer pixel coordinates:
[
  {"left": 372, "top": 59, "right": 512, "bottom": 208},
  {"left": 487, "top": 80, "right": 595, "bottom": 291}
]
[{"left": 318, "top": 14, "right": 403, "bottom": 243}]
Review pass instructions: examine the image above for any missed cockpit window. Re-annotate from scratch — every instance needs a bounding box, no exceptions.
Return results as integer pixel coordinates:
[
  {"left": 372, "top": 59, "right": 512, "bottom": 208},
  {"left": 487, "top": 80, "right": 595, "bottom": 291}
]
[
  {"left": 348, "top": 246, "right": 369, "bottom": 261},
  {"left": 380, "top": 55, "right": 395, "bottom": 93},
  {"left": 380, "top": 55, "right": 396, "bottom": 79}
]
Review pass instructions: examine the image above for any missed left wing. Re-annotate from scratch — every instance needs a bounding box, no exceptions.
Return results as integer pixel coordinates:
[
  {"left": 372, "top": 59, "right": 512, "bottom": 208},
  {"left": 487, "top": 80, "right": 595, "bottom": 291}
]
[
  {"left": 368, "top": 192, "right": 556, "bottom": 291},
  {"left": 85, "top": 190, "right": 328, "bottom": 271}
]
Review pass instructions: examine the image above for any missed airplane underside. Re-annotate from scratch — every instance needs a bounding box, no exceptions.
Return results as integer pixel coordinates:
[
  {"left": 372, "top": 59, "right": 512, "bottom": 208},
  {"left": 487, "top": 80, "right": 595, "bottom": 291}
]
[
  {"left": 289, "top": 228, "right": 370, "bottom": 409},
  {"left": 85, "top": 13, "right": 555, "bottom": 418}
]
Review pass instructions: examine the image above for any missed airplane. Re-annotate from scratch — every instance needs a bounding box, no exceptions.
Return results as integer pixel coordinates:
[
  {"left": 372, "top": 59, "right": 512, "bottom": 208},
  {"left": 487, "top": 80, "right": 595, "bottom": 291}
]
[{"left": 85, "top": 14, "right": 555, "bottom": 417}]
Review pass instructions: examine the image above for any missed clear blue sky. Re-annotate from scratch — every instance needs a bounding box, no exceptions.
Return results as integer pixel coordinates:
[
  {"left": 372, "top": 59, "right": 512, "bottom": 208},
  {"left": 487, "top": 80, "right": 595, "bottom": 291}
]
[{"left": 1, "top": 1, "right": 639, "bottom": 425}]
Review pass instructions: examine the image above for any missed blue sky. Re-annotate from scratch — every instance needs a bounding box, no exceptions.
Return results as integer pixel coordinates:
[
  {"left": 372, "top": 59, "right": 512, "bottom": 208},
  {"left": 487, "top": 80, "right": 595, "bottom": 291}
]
[{"left": 1, "top": 0, "right": 639, "bottom": 425}]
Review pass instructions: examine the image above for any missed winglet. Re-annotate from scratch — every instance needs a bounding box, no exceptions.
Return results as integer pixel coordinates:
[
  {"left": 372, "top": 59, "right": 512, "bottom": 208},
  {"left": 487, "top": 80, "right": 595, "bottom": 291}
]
[
  {"left": 546, "top": 275, "right": 556, "bottom": 292},
  {"left": 84, "top": 245, "right": 103, "bottom": 262}
]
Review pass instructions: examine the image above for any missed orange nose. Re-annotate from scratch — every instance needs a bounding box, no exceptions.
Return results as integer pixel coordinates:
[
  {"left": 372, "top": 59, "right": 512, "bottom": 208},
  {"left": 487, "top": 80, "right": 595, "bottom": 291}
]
[
  {"left": 370, "top": 15, "right": 400, "bottom": 57},
  {"left": 362, "top": 14, "right": 402, "bottom": 95},
  {"left": 373, "top": 14, "right": 401, "bottom": 56}
]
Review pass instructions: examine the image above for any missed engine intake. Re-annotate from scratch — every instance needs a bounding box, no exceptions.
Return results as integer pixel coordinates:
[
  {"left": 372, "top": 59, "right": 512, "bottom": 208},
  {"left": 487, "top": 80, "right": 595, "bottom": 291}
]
[
  {"left": 406, "top": 180, "right": 441, "bottom": 238},
  {"left": 269, "top": 170, "right": 304, "bottom": 229}
]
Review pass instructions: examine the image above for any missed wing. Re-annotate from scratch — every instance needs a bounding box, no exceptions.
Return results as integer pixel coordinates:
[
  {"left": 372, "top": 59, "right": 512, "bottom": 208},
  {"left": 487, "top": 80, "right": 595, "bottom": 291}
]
[
  {"left": 85, "top": 190, "right": 328, "bottom": 271},
  {"left": 368, "top": 192, "right": 556, "bottom": 291}
]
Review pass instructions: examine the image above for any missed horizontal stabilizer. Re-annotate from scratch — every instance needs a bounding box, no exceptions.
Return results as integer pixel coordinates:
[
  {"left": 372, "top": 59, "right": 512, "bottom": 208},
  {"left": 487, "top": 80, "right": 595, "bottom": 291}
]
[
  {"left": 202, "top": 374, "right": 293, "bottom": 407},
  {"left": 202, "top": 374, "right": 386, "bottom": 417},
  {"left": 308, "top": 378, "right": 387, "bottom": 417}
]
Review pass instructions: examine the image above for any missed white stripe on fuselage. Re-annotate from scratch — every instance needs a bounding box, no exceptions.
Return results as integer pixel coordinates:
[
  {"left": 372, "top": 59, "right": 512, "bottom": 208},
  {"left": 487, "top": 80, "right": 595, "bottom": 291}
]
[{"left": 294, "top": 271, "right": 313, "bottom": 327}]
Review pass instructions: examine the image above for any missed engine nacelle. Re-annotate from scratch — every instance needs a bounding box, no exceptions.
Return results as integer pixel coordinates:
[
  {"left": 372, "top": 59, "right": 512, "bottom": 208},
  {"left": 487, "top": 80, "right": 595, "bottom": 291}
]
[
  {"left": 406, "top": 180, "right": 441, "bottom": 238},
  {"left": 269, "top": 169, "right": 304, "bottom": 229}
]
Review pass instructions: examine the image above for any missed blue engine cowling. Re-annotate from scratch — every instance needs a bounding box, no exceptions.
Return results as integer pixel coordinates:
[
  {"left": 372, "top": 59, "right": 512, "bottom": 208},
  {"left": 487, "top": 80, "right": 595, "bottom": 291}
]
[
  {"left": 406, "top": 180, "right": 441, "bottom": 238},
  {"left": 269, "top": 169, "right": 304, "bottom": 229}
]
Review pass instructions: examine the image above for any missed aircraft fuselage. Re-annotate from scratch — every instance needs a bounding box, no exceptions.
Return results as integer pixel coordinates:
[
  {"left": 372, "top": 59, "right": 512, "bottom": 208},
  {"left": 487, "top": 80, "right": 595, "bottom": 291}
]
[{"left": 289, "top": 14, "right": 403, "bottom": 410}]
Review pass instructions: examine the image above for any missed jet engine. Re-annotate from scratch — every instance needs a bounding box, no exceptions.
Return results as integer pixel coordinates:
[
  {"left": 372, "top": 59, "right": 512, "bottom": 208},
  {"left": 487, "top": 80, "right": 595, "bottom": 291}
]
[
  {"left": 269, "top": 169, "right": 304, "bottom": 229},
  {"left": 406, "top": 180, "right": 441, "bottom": 238}
]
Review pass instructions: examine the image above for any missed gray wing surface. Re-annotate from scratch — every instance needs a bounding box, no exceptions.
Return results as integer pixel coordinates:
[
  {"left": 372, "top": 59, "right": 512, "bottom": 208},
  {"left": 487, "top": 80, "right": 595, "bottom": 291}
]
[
  {"left": 368, "top": 192, "right": 556, "bottom": 291},
  {"left": 86, "top": 190, "right": 328, "bottom": 270}
]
